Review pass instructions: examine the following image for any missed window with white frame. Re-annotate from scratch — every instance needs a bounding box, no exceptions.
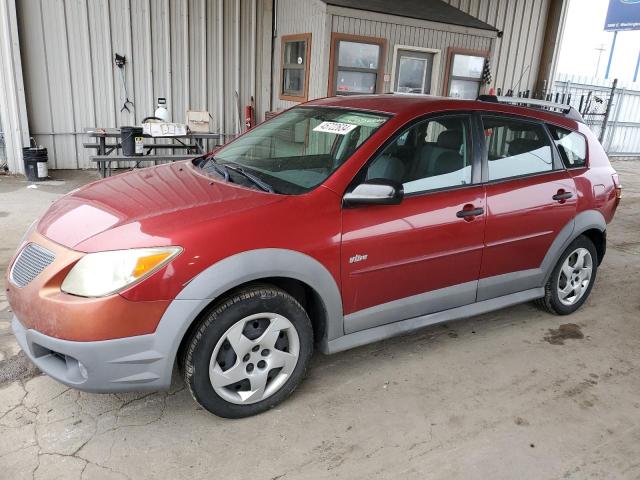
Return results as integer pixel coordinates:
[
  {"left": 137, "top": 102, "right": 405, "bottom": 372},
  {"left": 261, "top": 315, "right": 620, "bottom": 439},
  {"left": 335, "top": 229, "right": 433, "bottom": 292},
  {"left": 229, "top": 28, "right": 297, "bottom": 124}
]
[{"left": 393, "top": 49, "right": 436, "bottom": 95}]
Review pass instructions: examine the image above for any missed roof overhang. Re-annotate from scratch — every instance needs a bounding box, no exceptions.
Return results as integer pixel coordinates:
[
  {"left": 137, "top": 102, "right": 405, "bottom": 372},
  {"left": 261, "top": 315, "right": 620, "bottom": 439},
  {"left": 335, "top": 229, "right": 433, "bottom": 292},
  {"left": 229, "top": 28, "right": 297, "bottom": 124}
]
[{"left": 321, "top": 0, "right": 498, "bottom": 38}]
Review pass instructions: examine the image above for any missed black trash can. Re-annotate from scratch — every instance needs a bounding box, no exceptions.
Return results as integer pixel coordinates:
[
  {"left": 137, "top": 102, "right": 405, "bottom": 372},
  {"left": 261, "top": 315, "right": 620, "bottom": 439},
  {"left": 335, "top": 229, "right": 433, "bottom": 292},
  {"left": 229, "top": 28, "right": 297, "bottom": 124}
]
[
  {"left": 120, "top": 126, "right": 144, "bottom": 156},
  {"left": 23, "top": 147, "right": 49, "bottom": 182}
]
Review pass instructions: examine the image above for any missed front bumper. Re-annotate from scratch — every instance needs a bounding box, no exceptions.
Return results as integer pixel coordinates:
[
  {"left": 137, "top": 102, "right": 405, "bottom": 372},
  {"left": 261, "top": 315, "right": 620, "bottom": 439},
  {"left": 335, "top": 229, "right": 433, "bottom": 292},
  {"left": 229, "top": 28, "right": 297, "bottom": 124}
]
[
  {"left": 6, "top": 232, "right": 170, "bottom": 341},
  {"left": 12, "top": 316, "right": 173, "bottom": 392}
]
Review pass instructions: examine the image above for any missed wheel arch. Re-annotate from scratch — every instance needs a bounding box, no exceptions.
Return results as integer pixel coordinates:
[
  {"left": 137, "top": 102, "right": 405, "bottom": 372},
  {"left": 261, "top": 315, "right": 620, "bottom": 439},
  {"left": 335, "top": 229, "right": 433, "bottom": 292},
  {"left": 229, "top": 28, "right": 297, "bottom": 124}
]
[
  {"left": 541, "top": 210, "right": 607, "bottom": 284},
  {"left": 176, "top": 276, "right": 330, "bottom": 369},
  {"left": 580, "top": 228, "right": 606, "bottom": 265},
  {"left": 156, "top": 249, "right": 343, "bottom": 378}
]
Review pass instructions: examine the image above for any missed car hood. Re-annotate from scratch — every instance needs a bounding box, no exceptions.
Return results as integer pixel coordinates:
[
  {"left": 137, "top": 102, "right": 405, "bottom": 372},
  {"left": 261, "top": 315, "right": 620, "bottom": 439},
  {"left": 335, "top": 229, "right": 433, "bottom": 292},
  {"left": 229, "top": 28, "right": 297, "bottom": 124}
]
[{"left": 37, "top": 162, "right": 283, "bottom": 251}]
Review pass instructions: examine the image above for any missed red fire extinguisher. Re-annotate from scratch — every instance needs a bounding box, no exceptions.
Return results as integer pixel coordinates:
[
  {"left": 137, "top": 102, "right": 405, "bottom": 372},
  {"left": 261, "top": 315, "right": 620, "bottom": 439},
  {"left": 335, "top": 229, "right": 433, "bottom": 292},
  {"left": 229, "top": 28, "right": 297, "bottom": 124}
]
[{"left": 244, "top": 105, "right": 254, "bottom": 130}]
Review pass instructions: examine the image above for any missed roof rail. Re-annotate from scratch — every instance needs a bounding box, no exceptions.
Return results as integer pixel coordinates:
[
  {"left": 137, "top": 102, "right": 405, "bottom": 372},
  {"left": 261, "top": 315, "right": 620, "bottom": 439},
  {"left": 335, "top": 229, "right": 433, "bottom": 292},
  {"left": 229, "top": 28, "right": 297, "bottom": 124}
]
[{"left": 477, "top": 95, "right": 584, "bottom": 123}]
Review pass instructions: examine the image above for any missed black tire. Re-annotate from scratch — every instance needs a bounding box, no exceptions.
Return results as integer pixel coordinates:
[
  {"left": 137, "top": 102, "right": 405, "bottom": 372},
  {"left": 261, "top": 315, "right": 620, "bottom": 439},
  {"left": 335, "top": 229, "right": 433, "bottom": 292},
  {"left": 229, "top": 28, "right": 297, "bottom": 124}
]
[
  {"left": 536, "top": 235, "right": 598, "bottom": 315},
  {"left": 182, "top": 284, "right": 313, "bottom": 418}
]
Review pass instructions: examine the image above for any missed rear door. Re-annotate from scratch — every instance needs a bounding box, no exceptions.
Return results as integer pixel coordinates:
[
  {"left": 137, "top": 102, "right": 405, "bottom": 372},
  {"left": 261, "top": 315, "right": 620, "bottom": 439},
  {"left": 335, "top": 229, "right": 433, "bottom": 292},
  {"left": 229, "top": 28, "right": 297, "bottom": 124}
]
[
  {"left": 340, "top": 114, "right": 486, "bottom": 334},
  {"left": 478, "top": 115, "right": 577, "bottom": 301}
]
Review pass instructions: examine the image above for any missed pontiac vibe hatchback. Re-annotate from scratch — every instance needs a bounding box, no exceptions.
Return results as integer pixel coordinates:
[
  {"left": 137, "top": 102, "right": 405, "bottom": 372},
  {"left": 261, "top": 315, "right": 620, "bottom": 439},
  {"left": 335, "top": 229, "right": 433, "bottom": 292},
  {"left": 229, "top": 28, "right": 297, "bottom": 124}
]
[{"left": 8, "top": 95, "right": 621, "bottom": 418}]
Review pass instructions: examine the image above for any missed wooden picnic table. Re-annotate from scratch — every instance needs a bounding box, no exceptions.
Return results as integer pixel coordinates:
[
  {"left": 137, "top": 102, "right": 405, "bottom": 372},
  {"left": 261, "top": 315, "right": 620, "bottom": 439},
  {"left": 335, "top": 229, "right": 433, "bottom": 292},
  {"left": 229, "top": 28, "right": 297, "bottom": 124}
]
[{"left": 84, "top": 127, "right": 229, "bottom": 177}]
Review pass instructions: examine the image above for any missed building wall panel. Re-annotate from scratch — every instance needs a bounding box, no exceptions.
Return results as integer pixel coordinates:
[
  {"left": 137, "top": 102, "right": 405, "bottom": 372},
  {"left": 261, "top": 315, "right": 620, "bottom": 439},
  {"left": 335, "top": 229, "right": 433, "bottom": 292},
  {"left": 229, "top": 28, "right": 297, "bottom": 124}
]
[
  {"left": 442, "top": 0, "right": 550, "bottom": 93},
  {"left": 16, "top": 0, "right": 259, "bottom": 170},
  {"left": 271, "top": 0, "right": 328, "bottom": 112},
  {"left": 16, "top": 0, "right": 55, "bottom": 162},
  {"left": 331, "top": 13, "right": 492, "bottom": 96},
  {"left": 272, "top": 2, "right": 496, "bottom": 112},
  {"left": 65, "top": 0, "right": 96, "bottom": 170}
]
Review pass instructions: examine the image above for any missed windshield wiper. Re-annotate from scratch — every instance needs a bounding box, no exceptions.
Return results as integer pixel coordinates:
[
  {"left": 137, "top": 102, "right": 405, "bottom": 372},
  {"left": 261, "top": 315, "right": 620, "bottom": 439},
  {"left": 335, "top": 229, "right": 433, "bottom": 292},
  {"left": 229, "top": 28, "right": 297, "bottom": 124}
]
[
  {"left": 224, "top": 163, "right": 274, "bottom": 193},
  {"left": 201, "top": 155, "right": 230, "bottom": 182}
]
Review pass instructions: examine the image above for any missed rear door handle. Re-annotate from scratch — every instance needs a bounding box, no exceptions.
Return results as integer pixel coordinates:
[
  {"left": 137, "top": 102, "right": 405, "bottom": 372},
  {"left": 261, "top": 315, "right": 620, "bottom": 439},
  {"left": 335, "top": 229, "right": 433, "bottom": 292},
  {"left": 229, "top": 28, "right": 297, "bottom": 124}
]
[
  {"left": 456, "top": 207, "right": 484, "bottom": 218},
  {"left": 552, "top": 191, "right": 573, "bottom": 202}
]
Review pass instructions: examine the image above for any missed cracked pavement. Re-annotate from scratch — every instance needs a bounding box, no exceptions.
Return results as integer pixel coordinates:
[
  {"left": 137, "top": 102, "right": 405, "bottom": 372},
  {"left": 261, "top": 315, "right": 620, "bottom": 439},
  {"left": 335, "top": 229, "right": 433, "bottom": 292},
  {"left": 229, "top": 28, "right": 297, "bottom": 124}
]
[{"left": 1, "top": 163, "right": 640, "bottom": 479}]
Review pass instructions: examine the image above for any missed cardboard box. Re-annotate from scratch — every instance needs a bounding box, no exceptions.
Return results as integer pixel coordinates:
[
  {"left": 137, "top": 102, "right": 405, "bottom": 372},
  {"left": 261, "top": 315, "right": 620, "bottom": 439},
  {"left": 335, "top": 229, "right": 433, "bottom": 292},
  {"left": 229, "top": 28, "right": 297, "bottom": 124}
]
[{"left": 187, "top": 111, "right": 210, "bottom": 133}]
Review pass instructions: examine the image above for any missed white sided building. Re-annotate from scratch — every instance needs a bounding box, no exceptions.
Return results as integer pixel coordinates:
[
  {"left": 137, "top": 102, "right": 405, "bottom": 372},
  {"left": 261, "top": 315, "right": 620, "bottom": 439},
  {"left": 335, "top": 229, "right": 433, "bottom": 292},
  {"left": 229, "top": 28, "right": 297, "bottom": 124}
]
[{"left": 0, "top": 0, "right": 567, "bottom": 173}]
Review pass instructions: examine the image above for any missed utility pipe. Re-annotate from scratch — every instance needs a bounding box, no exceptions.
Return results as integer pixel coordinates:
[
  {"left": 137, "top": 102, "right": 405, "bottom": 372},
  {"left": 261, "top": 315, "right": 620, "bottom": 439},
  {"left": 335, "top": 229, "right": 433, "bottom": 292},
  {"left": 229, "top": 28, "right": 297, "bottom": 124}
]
[
  {"left": 235, "top": 0, "right": 241, "bottom": 134},
  {"left": 217, "top": 0, "right": 224, "bottom": 134}
]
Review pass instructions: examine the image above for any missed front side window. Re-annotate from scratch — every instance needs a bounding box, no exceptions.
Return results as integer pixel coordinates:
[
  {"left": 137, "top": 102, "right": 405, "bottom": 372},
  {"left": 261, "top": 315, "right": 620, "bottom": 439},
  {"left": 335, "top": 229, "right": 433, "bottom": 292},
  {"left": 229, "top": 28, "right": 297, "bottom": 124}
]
[
  {"left": 281, "top": 34, "right": 311, "bottom": 101},
  {"left": 331, "top": 35, "right": 385, "bottom": 95},
  {"left": 203, "top": 107, "right": 388, "bottom": 194},
  {"left": 447, "top": 51, "right": 486, "bottom": 99},
  {"left": 482, "top": 117, "right": 554, "bottom": 181},
  {"left": 548, "top": 125, "right": 587, "bottom": 168},
  {"left": 364, "top": 116, "right": 472, "bottom": 194}
]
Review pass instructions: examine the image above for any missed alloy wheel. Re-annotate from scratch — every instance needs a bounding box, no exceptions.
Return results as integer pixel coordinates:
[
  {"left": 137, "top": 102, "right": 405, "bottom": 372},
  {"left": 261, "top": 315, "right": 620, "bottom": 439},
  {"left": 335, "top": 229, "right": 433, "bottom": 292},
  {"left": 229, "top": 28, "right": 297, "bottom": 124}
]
[
  {"left": 557, "top": 247, "right": 593, "bottom": 306},
  {"left": 208, "top": 313, "right": 300, "bottom": 405}
]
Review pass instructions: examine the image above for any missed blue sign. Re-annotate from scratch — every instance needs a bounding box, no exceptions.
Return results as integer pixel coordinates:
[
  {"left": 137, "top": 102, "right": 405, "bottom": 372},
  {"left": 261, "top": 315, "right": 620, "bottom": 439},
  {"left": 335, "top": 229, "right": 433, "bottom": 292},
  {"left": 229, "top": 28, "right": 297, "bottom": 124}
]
[{"left": 605, "top": 0, "right": 640, "bottom": 31}]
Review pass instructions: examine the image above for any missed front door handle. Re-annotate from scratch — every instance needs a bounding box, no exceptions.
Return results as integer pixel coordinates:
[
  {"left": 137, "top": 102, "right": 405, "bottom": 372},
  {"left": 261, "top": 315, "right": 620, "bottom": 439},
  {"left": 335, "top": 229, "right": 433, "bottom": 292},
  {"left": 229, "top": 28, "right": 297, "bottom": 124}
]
[
  {"left": 553, "top": 191, "right": 573, "bottom": 202},
  {"left": 456, "top": 206, "right": 484, "bottom": 219}
]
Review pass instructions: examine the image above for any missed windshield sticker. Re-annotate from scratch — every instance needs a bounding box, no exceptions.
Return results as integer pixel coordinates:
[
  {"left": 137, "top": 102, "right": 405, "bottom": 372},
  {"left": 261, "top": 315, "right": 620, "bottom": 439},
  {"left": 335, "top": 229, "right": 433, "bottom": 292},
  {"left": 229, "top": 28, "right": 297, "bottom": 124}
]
[
  {"left": 313, "top": 121, "right": 358, "bottom": 135},
  {"left": 333, "top": 114, "right": 386, "bottom": 128}
]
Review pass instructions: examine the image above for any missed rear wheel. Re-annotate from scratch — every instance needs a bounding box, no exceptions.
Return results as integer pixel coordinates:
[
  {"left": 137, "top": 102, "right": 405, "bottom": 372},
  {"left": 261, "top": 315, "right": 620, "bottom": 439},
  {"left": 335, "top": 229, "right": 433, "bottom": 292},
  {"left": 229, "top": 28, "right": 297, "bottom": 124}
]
[
  {"left": 182, "top": 285, "right": 313, "bottom": 418},
  {"left": 536, "top": 235, "right": 598, "bottom": 315}
]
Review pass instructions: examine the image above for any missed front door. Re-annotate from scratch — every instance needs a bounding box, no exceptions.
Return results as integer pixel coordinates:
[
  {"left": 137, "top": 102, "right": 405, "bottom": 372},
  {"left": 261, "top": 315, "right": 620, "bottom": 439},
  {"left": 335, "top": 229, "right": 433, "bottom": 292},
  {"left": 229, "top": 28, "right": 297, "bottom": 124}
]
[
  {"left": 341, "top": 114, "right": 486, "bottom": 334},
  {"left": 393, "top": 49, "right": 435, "bottom": 95},
  {"left": 477, "top": 115, "right": 577, "bottom": 301}
]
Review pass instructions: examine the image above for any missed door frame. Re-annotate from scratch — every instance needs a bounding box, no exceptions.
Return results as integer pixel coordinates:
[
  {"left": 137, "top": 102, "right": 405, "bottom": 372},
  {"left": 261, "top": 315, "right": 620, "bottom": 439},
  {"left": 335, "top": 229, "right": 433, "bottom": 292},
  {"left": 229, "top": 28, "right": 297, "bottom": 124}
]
[
  {"left": 477, "top": 112, "right": 567, "bottom": 184},
  {"left": 390, "top": 45, "right": 442, "bottom": 96},
  {"left": 343, "top": 111, "right": 485, "bottom": 196}
]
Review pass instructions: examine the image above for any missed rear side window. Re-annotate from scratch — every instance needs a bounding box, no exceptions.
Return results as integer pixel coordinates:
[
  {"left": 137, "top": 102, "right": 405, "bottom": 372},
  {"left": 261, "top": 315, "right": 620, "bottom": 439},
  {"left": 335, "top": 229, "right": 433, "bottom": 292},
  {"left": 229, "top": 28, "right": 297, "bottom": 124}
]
[
  {"left": 482, "top": 116, "right": 554, "bottom": 181},
  {"left": 548, "top": 125, "right": 587, "bottom": 168}
]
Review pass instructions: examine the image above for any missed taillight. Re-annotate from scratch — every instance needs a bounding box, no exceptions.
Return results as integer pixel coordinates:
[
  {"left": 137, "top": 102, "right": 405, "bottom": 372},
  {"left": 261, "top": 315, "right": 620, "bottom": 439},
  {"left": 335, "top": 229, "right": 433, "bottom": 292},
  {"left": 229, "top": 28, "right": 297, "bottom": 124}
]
[{"left": 612, "top": 173, "right": 622, "bottom": 199}]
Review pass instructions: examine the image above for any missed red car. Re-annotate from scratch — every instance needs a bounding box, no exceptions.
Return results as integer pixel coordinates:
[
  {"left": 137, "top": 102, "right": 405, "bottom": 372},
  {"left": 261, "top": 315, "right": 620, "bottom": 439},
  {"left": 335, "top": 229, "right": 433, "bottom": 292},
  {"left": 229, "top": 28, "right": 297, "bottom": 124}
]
[{"left": 8, "top": 95, "right": 621, "bottom": 418}]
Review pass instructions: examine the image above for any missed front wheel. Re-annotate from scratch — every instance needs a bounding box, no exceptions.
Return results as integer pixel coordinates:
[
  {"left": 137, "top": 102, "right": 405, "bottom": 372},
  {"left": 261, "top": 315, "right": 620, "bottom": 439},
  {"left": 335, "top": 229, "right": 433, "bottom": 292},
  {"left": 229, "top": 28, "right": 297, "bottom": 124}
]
[
  {"left": 536, "top": 235, "right": 598, "bottom": 315},
  {"left": 182, "top": 285, "right": 313, "bottom": 418}
]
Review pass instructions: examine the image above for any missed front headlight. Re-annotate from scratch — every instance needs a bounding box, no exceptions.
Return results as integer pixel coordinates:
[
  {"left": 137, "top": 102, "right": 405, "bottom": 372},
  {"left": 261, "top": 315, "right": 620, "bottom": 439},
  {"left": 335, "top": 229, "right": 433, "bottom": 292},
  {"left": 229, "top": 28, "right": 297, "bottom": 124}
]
[{"left": 61, "top": 247, "right": 182, "bottom": 297}]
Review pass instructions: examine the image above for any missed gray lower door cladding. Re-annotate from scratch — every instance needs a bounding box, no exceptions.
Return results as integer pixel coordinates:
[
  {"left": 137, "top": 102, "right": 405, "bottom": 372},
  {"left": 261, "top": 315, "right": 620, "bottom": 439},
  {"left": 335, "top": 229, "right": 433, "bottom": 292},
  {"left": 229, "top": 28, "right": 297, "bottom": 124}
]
[
  {"left": 327, "top": 288, "right": 545, "bottom": 354},
  {"left": 344, "top": 280, "right": 477, "bottom": 334},
  {"left": 476, "top": 268, "right": 544, "bottom": 302}
]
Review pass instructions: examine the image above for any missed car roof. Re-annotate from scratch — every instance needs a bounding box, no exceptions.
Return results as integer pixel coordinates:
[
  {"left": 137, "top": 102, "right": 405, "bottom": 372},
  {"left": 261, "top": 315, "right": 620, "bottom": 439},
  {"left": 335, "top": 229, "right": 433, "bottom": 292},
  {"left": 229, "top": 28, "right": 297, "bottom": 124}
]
[{"left": 304, "top": 94, "right": 580, "bottom": 130}]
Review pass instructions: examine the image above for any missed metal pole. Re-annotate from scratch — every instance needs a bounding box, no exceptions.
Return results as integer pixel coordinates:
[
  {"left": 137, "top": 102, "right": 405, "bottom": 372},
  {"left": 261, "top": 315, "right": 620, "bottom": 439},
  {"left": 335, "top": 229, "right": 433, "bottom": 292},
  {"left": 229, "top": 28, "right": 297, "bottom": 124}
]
[
  {"left": 634, "top": 48, "right": 640, "bottom": 83},
  {"left": 584, "top": 91, "right": 592, "bottom": 116},
  {"left": 599, "top": 78, "right": 618, "bottom": 144},
  {"left": 605, "top": 31, "right": 618, "bottom": 80},
  {"left": 605, "top": 87, "right": 625, "bottom": 153}
]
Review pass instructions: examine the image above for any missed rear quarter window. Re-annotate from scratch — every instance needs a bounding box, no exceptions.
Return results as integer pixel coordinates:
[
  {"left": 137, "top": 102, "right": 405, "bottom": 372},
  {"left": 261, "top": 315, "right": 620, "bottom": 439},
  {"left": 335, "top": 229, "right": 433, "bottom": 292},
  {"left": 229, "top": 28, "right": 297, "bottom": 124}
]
[{"left": 548, "top": 125, "right": 587, "bottom": 169}]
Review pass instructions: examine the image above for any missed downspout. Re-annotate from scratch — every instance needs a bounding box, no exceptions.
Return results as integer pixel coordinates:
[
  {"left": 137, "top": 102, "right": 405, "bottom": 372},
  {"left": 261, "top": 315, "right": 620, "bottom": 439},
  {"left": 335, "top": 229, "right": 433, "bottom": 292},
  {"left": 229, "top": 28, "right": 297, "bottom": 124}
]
[
  {"left": 0, "top": 0, "right": 29, "bottom": 173},
  {"left": 269, "top": 0, "right": 277, "bottom": 113},
  {"left": 235, "top": 0, "right": 241, "bottom": 134},
  {"left": 250, "top": 0, "right": 256, "bottom": 108},
  {"left": 217, "top": 0, "right": 224, "bottom": 134}
]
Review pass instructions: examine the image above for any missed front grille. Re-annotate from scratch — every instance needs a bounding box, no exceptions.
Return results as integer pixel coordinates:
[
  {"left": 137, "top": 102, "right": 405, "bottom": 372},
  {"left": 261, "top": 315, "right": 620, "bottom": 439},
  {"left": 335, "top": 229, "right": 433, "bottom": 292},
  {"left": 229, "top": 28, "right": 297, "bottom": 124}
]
[{"left": 10, "top": 243, "right": 56, "bottom": 287}]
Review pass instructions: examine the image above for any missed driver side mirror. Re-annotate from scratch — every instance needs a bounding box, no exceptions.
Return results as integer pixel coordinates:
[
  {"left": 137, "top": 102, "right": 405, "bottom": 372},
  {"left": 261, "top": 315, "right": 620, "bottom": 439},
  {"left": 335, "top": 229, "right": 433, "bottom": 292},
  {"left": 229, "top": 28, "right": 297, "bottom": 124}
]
[{"left": 343, "top": 179, "right": 404, "bottom": 207}]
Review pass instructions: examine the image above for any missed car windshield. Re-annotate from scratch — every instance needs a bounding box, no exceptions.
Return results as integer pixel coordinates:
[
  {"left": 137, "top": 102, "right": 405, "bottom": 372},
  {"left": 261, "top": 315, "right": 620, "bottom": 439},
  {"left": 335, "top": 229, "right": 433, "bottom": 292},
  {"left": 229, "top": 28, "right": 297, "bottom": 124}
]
[{"left": 195, "top": 107, "right": 389, "bottom": 194}]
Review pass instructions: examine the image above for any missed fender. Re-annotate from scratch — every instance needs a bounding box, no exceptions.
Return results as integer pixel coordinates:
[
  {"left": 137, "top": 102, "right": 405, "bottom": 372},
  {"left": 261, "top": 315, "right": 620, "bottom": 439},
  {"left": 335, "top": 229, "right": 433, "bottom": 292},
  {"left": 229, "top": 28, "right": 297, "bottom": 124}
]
[
  {"left": 540, "top": 209, "right": 606, "bottom": 284},
  {"left": 153, "top": 249, "right": 344, "bottom": 375}
]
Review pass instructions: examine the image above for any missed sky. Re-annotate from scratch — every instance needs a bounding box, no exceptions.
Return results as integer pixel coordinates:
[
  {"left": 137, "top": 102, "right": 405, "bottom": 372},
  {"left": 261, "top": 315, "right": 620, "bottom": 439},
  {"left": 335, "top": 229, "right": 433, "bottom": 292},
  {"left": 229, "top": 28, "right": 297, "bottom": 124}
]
[{"left": 557, "top": 0, "right": 640, "bottom": 82}]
